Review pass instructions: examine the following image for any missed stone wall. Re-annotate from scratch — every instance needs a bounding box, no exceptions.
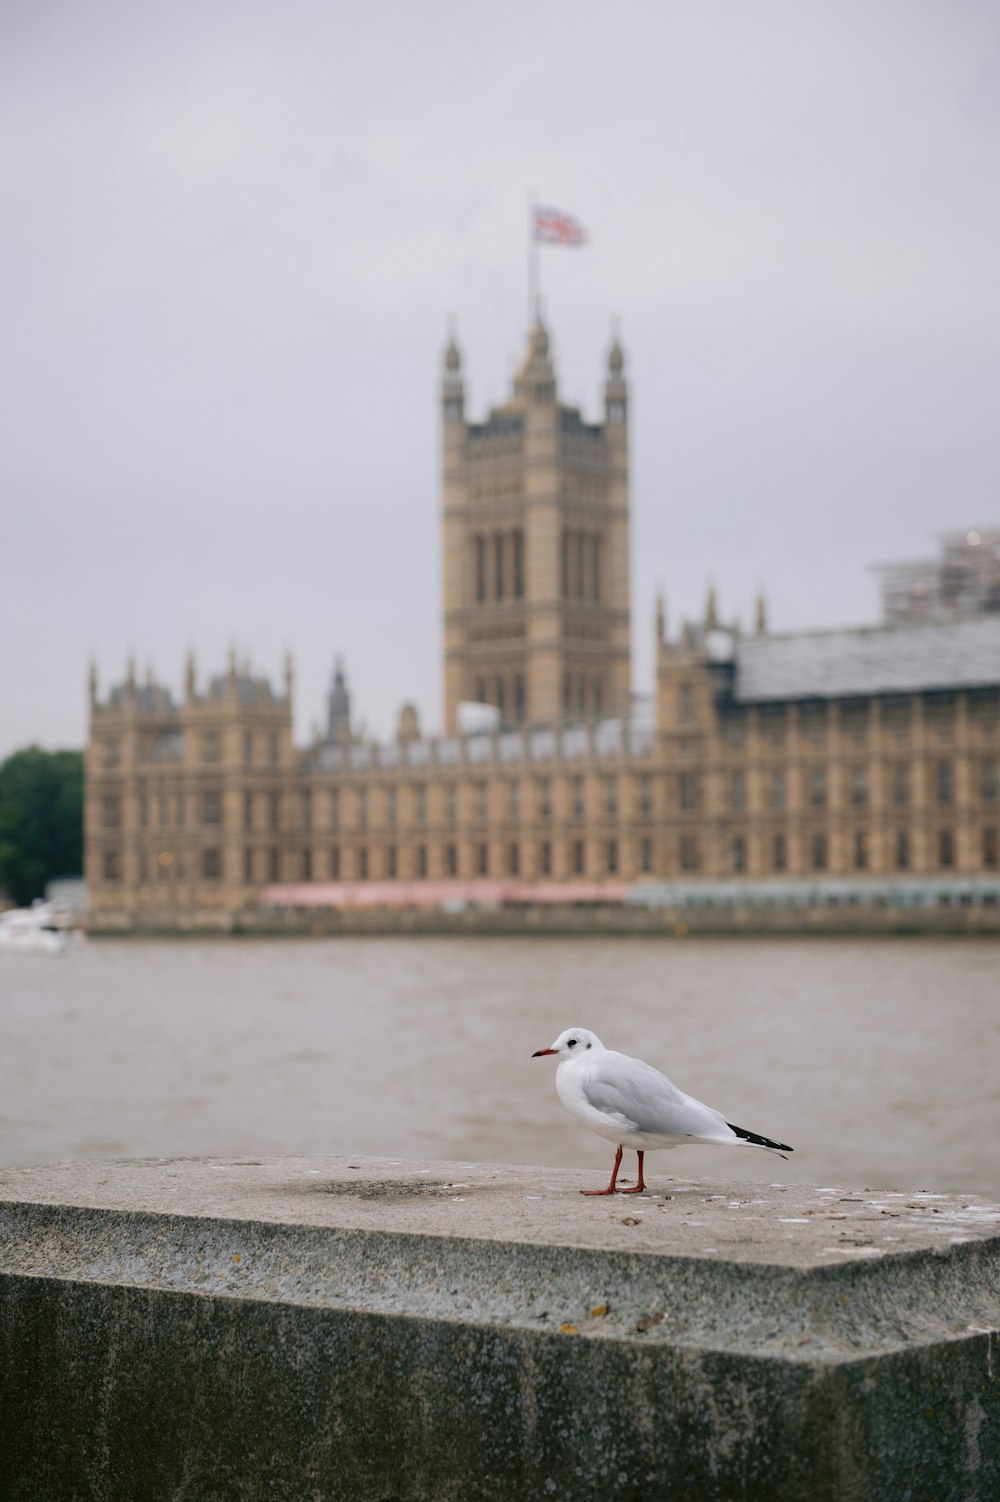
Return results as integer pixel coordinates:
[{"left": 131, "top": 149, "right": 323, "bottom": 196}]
[{"left": 1, "top": 1157, "right": 998, "bottom": 1500}]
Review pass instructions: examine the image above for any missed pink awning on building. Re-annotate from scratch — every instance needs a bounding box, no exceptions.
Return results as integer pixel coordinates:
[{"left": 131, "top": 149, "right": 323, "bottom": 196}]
[{"left": 259, "top": 880, "right": 629, "bottom": 910}]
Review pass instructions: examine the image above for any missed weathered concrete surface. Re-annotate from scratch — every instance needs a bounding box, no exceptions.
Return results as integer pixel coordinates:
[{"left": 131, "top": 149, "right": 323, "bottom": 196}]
[{"left": 0, "top": 1156, "right": 998, "bottom": 1500}]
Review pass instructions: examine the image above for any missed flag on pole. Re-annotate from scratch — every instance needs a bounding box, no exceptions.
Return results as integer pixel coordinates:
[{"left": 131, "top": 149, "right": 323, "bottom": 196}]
[{"left": 534, "top": 205, "right": 587, "bottom": 246}]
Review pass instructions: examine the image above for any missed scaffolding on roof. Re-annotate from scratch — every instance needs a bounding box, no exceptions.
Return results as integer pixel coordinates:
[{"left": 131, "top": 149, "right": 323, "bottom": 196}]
[{"left": 875, "top": 528, "right": 1000, "bottom": 623}]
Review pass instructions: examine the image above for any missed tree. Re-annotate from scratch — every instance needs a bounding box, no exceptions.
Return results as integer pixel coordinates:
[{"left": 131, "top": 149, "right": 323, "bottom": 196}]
[{"left": 0, "top": 747, "right": 84, "bottom": 906}]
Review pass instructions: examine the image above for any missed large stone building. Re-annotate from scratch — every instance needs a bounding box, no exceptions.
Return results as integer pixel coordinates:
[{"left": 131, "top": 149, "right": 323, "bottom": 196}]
[{"left": 84, "top": 322, "right": 1000, "bottom": 926}]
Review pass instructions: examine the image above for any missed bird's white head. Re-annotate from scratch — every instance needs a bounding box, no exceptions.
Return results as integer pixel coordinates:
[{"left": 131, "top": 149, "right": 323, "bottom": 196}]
[{"left": 531, "top": 1027, "right": 603, "bottom": 1060}]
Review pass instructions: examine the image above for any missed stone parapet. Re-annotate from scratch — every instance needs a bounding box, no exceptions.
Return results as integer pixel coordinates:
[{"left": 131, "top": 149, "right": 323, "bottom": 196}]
[{"left": 1, "top": 1157, "right": 998, "bottom": 1500}]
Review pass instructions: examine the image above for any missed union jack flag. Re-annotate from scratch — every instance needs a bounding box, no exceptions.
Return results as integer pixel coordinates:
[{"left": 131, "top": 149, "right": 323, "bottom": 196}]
[{"left": 534, "top": 205, "right": 587, "bottom": 246}]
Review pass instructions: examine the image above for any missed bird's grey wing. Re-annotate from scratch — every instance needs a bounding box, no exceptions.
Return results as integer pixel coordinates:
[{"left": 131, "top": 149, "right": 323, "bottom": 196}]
[{"left": 584, "top": 1057, "right": 731, "bottom": 1141}]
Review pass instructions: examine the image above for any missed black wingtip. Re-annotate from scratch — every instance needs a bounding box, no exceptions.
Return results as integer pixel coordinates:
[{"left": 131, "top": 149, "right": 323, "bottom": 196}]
[{"left": 727, "top": 1121, "right": 794, "bottom": 1155}]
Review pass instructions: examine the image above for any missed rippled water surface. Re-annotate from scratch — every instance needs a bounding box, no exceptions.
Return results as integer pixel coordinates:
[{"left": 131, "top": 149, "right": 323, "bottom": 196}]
[{"left": 1, "top": 936, "right": 997, "bottom": 1195}]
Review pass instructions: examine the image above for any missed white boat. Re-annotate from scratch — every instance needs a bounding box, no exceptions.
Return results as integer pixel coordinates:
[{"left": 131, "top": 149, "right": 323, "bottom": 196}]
[{"left": 0, "top": 901, "right": 83, "bottom": 956}]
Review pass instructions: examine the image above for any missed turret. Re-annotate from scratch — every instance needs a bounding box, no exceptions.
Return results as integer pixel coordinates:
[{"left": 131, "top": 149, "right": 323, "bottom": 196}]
[
  {"left": 326, "top": 656, "right": 352, "bottom": 744},
  {"left": 441, "top": 327, "right": 464, "bottom": 426},
  {"left": 396, "top": 703, "right": 421, "bottom": 742},
  {"left": 604, "top": 328, "right": 627, "bottom": 426},
  {"left": 513, "top": 318, "right": 556, "bottom": 405},
  {"left": 704, "top": 584, "right": 718, "bottom": 632}
]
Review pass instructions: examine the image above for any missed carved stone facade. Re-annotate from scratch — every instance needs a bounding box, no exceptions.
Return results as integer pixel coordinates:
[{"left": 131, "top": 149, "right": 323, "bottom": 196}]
[
  {"left": 85, "top": 620, "right": 1000, "bottom": 925},
  {"left": 655, "top": 616, "right": 1000, "bottom": 882},
  {"left": 84, "top": 324, "right": 1000, "bottom": 925},
  {"left": 442, "top": 321, "right": 631, "bottom": 732}
]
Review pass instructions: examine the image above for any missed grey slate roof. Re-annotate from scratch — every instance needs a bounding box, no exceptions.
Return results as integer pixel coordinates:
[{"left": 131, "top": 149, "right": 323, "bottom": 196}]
[{"left": 732, "top": 617, "right": 1000, "bottom": 703}]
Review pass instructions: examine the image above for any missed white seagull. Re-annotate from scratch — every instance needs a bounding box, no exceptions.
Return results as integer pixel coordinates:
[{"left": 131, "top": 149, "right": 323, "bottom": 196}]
[{"left": 532, "top": 1027, "right": 793, "bottom": 1195}]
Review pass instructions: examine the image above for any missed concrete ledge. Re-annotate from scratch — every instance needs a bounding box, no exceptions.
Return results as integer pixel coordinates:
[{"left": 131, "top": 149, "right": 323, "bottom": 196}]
[{"left": 1, "top": 1157, "right": 998, "bottom": 1500}]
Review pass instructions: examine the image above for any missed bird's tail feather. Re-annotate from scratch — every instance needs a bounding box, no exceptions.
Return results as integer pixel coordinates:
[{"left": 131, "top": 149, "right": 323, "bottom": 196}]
[{"left": 727, "top": 1122, "right": 793, "bottom": 1160}]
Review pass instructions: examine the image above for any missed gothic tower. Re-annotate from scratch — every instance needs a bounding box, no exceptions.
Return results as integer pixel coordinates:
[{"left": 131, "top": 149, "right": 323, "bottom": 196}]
[{"left": 441, "top": 320, "right": 631, "bottom": 731}]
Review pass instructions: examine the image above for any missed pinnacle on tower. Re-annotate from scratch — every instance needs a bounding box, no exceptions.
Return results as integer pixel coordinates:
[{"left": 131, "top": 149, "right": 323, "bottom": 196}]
[
  {"left": 441, "top": 324, "right": 464, "bottom": 424},
  {"left": 327, "top": 656, "right": 352, "bottom": 744},
  {"left": 704, "top": 584, "right": 718, "bottom": 631},
  {"left": 514, "top": 317, "right": 555, "bottom": 402}
]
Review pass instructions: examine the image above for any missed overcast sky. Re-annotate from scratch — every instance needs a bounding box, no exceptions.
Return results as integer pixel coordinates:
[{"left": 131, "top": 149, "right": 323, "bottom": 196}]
[{"left": 2, "top": 0, "right": 999, "bottom": 756}]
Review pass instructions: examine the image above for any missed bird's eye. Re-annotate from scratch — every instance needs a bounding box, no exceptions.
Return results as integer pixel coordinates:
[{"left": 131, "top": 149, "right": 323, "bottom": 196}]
[{"left": 567, "top": 1038, "right": 577, "bottom": 1048}]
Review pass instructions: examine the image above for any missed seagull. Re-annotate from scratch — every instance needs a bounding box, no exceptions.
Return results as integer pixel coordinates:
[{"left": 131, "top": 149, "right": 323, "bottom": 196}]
[{"left": 532, "top": 1027, "right": 793, "bottom": 1195}]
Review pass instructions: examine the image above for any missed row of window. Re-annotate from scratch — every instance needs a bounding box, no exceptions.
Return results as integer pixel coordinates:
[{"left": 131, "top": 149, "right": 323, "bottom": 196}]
[
  {"left": 104, "top": 840, "right": 642, "bottom": 884},
  {"left": 302, "top": 774, "right": 651, "bottom": 828},
  {"left": 474, "top": 674, "right": 527, "bottom": 723},
  {"left": 560, "top": 529, "right": 602, "bottom": 603},
  {"left": 680, "top": 760, "right": 998, "bottom": 813},
  {"left": 101, "top": 760, "right": 1000, "bottom": 834},
  {"left": 472, "top": 670, "right": 607, "bottom": 722},
  {"left": 562, "top": 673, "right": 604, "bottom": 717},
  {"left": 93, "top": 695, "right": 1000, "bottom": 773},
  {"left": 102, "top": 789, "right": 226, "bottom": 829},
  {"left": 706, "top": 698, "right": 1000, "bottom": 747},
  {"left": 474, "top": 530, "right": 525, "bottom": 603},
  {"left": 100, "top": 731, "right": 284, "bottom": 769},
  {"left": 103, "top": 825, "right": 1000, "bottom": 884},
  {"left": 690, "top": 827, "right": 998, "bottom": 874}
]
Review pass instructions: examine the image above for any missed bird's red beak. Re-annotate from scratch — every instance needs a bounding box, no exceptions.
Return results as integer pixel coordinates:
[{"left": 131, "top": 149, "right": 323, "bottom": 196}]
[{"left": 532, "top": 1047, "right": 558, "bottom": 1057}]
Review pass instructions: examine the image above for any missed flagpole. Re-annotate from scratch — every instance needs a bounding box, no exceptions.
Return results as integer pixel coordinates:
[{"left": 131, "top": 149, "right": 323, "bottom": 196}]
[{"left": 528, "top": 191, "right": 538, "bottom": 326}]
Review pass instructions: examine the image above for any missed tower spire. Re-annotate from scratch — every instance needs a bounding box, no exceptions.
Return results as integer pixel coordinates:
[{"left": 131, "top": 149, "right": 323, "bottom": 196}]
[{"left": 705, "top": 584, "right": 718, "bottom": 631}]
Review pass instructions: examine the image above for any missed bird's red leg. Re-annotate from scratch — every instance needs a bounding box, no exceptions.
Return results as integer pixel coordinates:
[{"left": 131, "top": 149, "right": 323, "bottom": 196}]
[
  {"left": 581, "top": 1145, "right": 623, "bottom": 1196},
  {"left": 619, "top": 1151, "right": 645, "bottom": 1194}
]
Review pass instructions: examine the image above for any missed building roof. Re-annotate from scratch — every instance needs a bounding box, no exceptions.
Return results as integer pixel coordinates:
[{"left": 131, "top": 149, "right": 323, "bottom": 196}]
[{"left": 731, "top": 617, "right": 1000, "bottom": 703}]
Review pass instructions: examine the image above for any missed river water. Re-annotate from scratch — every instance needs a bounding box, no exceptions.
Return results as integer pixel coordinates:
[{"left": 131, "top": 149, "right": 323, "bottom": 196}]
[{"left": 1, "top": 936, "right": 997, "bottom": 1196}]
